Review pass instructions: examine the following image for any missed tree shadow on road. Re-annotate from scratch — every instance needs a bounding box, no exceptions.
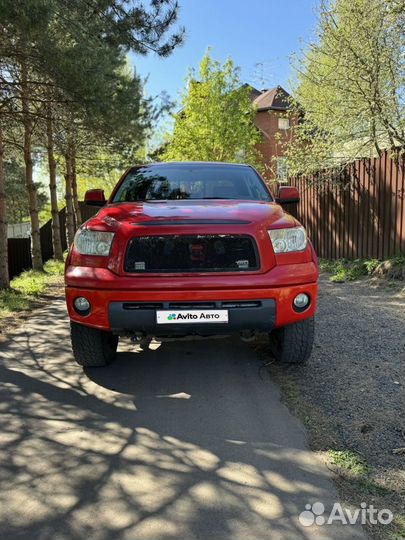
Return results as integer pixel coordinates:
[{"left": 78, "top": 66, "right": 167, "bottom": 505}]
[{"left": 0, "top": 300, "right": 365, "bottom": 540}]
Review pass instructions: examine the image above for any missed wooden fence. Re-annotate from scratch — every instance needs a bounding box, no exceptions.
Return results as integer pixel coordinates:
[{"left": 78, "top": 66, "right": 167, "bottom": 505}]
[
  {"left": 8, "top": 203, "right": 98, "bottom": 280},
  {"left": 287, "top": 151, "right": 405, "bottom": 260}
]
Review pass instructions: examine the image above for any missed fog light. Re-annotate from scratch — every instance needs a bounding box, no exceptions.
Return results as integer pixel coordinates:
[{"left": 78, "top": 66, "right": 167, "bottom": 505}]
[
  {"left": 293, "top": 293, "right": 310, "bottom": 312},
  {"left": 74, "top": 296, "right": 91, "bottom": 315}
]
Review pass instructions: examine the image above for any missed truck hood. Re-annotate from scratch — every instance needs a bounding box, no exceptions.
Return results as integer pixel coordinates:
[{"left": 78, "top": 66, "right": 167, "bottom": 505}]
[{"left": 90, "top": 200, "right": 298, "bottom": 230}]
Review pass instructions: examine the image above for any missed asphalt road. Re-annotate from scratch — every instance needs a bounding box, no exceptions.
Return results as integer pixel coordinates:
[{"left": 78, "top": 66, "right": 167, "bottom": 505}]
[{"left": 0, "top": 297, "right": 367, "bottom": 540}]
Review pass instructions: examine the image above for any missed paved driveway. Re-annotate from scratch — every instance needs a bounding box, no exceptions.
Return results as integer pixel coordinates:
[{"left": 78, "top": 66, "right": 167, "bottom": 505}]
[{"left": 0, "top": 297, "right": 367, "bottom": 540}]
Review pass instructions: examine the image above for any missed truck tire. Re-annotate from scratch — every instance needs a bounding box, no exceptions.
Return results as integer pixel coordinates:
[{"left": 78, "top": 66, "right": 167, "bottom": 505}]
[
  {"left": 70, "top": 322, "right": 118, "bottom": 367},
  {"left": 269, "top": 316, "right": 315, "bottom": 365}
]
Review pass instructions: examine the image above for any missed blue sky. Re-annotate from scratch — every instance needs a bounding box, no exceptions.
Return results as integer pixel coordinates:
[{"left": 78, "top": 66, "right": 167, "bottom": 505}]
[{"left": 131, "top": 0, "right": 318, "bottom": 112}]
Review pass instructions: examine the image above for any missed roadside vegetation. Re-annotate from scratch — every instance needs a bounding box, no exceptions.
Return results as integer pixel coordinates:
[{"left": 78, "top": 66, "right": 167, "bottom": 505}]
[
  {"left": 320, "top": 255, "right": 405, "bottom": 282},
  {"left": 0, "top": 259, "right": 64, "bottom": 319}
]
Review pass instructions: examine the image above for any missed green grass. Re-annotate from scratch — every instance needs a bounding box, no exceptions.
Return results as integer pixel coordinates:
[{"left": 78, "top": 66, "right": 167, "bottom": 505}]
[
  {"left": 0, "top": 259, "right": 64, "bottom": 318},
  {"left": 328, "top": 449, "right": 370, "bottom": 475},
  {"left": 328, "top": 449, "right": 392, "bottom": 496},
  {"left": 41, "top": 258, "right": 65, "bottom": 276},
  {"left": 388, "top": 515, "right": 405, "bottom": 540},
  {"left": 320, "top": 257, "right": 395, "bottom": 282},
  {"left": 327, "top": 449, "right": 403, "bottom": 540}
]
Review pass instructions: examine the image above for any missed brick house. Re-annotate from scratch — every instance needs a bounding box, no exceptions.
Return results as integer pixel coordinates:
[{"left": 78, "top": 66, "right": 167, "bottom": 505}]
[{"left": 249, "top": 85, "right": 293, "bottom": 185}]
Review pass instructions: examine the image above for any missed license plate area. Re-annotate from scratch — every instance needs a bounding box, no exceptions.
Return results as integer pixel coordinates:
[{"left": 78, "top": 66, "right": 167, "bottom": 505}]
[{"left": 156, "top": 309, "right": 229, "bottom": 324}]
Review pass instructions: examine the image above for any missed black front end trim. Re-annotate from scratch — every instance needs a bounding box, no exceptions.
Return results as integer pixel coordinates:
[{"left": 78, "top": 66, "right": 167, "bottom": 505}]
[{"left": 109, "top": 299, "right": 276, "bottom": 336}]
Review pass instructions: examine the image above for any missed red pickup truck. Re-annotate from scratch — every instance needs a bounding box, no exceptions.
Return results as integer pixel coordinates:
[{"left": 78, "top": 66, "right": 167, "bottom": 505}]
[{"left": 65, "top": 162, "right": 318, "bottom": 367}]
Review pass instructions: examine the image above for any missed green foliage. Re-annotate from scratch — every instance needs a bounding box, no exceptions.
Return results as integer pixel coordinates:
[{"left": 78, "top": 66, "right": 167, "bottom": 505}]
[
  {"left": 389, "top": 254, "right": 405, "bottom": 266},
  {"left": 72, "top": 143, "right": 152, "bottom": 200},
  {"left": 389, "top": 515, "right": 405, "bottom": 540},
  {"left": 328, "top": 449, "right": 370, "bottom": 476},
  {"left": 286, "top": 0, "right": 405, "bottom": 175},
  {"left": 319, "top": 256, "right": 402, "bottom": 282},
  {"left": 319, "top": 258, "right": 380, "bottom": 281},
  {"left": 75, "top": 167, "right": 123, "bottom": 201},
  {"left": 0, "top": 258, "right": 64, "bottom": 317},
  {"left": 163, "top": 51, "right": 261, "bottom": 166},
  {"left": 5, "top": 158, "right": 48, "bottom": 224},
  {"left": 42, "top": 258, "right": 65, "bottom": 275},
  {"left": 364, "top": 258, "right": 381, "bottom": 274},
  {"left": 0, "top": 289, "right": 31, "bottom": 315},
  {"left": 11, "top": 270, "right": 51, "bottom": 296},
  {"left": 328, "top": 449, "right": 392, "bottom": 496}
]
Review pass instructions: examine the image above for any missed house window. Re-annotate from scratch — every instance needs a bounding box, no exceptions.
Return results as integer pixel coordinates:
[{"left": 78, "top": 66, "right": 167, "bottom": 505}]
[
  {"left": 278, "top": 117, "right": 290, "bottom": 130},
  {"left": 276, "top": 157, "right": 288, "bottom": 182}
]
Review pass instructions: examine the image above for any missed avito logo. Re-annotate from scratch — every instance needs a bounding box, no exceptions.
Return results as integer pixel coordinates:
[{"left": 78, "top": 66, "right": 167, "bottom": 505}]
[
  {"left": 175, "top": 313, "right": 199, "bottom": 320},
  {"left": 167, "top": 312, "right": 221, "bottom": 321}
]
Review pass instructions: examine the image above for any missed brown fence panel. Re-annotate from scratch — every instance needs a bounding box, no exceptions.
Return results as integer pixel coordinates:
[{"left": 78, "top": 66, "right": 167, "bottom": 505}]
[
  {"left": 40, "top": 219, "right": 54, "bottom": 262},
  {"left": 7, "top": 202, "right": 99, "bottom": 280},
  {"left": 8, "top": 238, "right": 32, "bottom": 280},
  {"left": 80, "top": 202, "right": 99, "bottom": 222},
  {"left": 288, "top": 150, "right": 405, "bottom": 260}
]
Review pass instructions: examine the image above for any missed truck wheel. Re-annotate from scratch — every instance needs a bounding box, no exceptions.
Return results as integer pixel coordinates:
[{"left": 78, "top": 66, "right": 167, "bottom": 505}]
[
  {"left": 269, "top": 316, "right": 315, "bottom": 365},
  {"left": 70, "top": 322, "right": 118, "bottom": 367}
]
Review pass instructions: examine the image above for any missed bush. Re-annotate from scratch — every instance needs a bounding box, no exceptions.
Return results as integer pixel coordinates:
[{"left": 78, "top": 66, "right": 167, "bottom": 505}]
[{"left": 319, "top": 256, "right": 402, "bottom": 282}]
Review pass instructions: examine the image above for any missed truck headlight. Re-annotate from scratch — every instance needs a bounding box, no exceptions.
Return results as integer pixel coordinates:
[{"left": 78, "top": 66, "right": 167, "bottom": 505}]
[
  {"left": 268, "top": 227, "right": 307, "bottom": 253},
  {"left": 74, "top": 229, "right": 115, "bottom": 256}
]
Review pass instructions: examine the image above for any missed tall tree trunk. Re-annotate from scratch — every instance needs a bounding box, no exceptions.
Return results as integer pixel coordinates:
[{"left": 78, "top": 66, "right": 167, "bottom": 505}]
[
  {"left": 0, "top": 125, "right": 9, "bottom": 289},
  {"left": 46, "top": 106, "right": 63, "bottom": 260},
  {"left": 64, "top": 153, "right": 75, "bottom": 247},
  {"left": 71, "top": 146, "right": 82, "bottom": 227},
  {"left": 21, "top": 61, "right": 43, "bottom": 270}
]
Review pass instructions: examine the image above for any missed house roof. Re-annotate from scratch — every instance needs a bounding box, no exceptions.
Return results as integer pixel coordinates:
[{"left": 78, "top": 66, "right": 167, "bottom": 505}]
[
  {"left": 250, "top": 85, "right": 291, "bottom": 111},
  {"left": 242, "top": 83, "right": 262, "bottom": 102}
]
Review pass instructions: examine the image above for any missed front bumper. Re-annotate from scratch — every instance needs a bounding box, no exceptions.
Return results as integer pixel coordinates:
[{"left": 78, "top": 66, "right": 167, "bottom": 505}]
[
  {"left": 65, "top": 265, "right": 318, "bottom": 333},
  {"left": 108, "top": 299, "right": 277, "bottom": 336}
]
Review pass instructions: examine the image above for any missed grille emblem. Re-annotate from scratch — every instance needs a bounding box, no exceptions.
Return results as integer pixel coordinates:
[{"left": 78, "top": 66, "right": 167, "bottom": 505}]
[{"left": 189, "top": 243, "right": 205, "bottom": 261}]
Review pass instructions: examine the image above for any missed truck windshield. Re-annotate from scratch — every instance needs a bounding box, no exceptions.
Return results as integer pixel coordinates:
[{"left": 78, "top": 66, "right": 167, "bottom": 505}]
[{"left": 112, "top": 164, "right": 272, "bottom": 202}]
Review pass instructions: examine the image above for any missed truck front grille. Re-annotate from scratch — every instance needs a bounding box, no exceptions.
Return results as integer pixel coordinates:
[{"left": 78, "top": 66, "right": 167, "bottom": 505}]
[{"left": 124, "top": 234, "right": 259, "bottom": 273}]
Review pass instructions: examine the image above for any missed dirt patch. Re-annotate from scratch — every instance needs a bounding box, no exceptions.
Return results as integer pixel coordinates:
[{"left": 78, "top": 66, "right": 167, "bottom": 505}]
[{"left": 256, "top": 274, "right": 405, "bottom": 540}]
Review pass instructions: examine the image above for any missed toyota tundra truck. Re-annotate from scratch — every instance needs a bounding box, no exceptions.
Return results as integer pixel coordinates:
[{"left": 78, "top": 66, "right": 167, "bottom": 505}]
[{"left": 65, "top": 162, "right": 319, "bottom": 367}]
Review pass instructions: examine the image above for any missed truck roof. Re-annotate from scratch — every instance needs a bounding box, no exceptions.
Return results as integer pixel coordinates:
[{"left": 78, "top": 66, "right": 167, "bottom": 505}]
[{"left": 138, "top": 161, "right": 252, "bottom": 168}]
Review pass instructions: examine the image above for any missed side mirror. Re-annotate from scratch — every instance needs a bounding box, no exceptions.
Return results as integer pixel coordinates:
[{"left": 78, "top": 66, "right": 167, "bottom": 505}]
[
  {"left": 276, "top": 186, "right": 300, "bottom": 205},
  {"left": 85, "top": 189, "right": 106, "bottom": 206}
]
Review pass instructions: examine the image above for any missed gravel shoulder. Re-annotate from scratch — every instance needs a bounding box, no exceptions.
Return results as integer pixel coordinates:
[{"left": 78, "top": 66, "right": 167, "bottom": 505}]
[{"left": 262, "top": 274, "right": 405, "bottom": 540}]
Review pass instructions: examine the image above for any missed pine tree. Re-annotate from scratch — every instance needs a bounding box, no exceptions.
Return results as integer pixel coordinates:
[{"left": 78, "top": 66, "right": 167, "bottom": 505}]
[{"left": 0, "top": 122, "right": 8, "bottom": 288}]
